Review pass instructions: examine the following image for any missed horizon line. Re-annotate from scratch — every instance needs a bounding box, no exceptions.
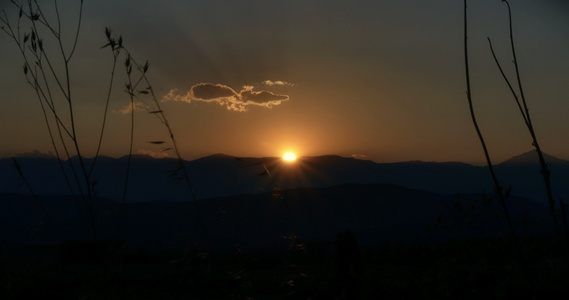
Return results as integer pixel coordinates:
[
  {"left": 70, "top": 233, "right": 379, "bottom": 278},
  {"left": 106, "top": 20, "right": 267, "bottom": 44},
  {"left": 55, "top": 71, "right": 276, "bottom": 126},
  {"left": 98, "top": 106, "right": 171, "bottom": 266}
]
[{"left": 2, "top": 149, "right": 563, "bottom": 166}]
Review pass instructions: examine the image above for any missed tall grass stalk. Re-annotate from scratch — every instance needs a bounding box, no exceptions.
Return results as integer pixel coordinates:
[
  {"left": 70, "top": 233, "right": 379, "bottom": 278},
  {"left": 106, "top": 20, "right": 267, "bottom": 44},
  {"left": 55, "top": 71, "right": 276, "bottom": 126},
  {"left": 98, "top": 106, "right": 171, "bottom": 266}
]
[
  {"left": 12, "top": 158, "right": 63, "bottom": 240},
  {"left": 0, "top": 0, "right": 132, "bottom": 241},
  {"left": 463, "top": 0, "right": 534, "bottom": 292},
  {"left": 487, "top": 0, "right": 560, "bottom": 235},
  {"left": 106, "top": 41, "right": 208, "bottom": 243},
  {"left": 463, "top": 0, "right": 517, "bottom": 243},
  {"left": 2, "top": 0, "right": 208, "bottom": 246}
]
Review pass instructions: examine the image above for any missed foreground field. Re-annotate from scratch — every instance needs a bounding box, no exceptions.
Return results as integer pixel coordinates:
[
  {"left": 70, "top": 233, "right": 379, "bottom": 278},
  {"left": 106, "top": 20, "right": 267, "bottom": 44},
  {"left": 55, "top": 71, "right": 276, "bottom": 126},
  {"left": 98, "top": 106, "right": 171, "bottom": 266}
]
[{"left": 2, "top": 234, "right": 569, "bottom": 299}]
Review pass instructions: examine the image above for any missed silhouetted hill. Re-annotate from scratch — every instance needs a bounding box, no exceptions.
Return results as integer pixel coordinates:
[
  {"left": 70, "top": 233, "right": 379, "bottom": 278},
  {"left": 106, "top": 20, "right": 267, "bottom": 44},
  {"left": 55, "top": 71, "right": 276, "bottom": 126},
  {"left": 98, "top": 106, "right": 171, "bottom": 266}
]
[
  {"left": 499, "top": 150, "right": 569, "bottom": 165},
  {"left": 0, "top": 183, "right": 553, "bottom": 248},
  {"left": 2, "top": 152, "right": 569, "bottom": 204}
]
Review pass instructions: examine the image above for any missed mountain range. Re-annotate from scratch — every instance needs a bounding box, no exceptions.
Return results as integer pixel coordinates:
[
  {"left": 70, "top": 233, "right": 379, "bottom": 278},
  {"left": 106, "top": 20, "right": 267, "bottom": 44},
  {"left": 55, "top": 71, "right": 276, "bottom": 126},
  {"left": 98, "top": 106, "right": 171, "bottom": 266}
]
[
  {"left": 0, "top": 150, "right": 566, "bottom": 248},
  {"left": 1, "top": 150, "right": 568, "bottom": 204}
]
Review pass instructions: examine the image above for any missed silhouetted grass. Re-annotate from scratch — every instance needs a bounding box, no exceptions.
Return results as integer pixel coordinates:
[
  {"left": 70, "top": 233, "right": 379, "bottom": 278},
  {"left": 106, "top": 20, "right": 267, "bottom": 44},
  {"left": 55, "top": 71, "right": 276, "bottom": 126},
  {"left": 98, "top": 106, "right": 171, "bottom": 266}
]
[
  {"left": 462, "top": 0, "right": 569, "bottom": 293},
  {"left": 1, "top": 0, "right": 207, "bottom": 245},
  {"left": 463, "top": 1, "right": 533, "bottom": 291},
  {"left": 487, "top": 0, "right": 567, "bottom": 243},
  {"left": 0, "top": 0, "right": 128, "bottom": 241}
]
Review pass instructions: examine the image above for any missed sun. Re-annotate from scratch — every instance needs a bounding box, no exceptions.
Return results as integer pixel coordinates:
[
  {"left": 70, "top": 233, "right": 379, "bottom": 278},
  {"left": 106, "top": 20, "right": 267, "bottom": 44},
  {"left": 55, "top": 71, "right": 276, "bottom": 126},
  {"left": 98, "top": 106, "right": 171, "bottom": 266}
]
[{"left": 282, "top": 152, "right": 297, "bottom": 162}]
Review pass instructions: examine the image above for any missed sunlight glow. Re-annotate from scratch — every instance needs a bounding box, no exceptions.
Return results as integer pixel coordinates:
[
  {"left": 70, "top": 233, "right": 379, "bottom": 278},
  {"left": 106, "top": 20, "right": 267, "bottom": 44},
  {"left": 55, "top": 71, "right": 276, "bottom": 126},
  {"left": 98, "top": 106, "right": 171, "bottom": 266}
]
[{"left": 282, "top": 152, "right": 297, "bottom": 161}]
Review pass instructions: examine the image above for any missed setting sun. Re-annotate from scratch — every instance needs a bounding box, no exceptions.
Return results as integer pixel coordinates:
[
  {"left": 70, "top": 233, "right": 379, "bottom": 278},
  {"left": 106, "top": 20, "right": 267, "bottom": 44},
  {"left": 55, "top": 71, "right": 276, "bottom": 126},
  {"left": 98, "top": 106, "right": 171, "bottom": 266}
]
[{"left": 282, "top": 152, "right": 297, "bottom": 161}]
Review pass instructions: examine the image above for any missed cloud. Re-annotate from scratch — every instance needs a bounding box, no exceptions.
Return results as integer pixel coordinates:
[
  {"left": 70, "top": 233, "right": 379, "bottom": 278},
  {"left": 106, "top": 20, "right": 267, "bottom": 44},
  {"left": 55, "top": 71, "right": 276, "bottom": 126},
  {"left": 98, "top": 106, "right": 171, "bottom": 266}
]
[
  {"left": 162, "top": 83, "right": 290, "bottom": 112},
  {"left": 162, "top": 89, "right": 191, "bottom": 103},
  {"left": 351, "top": 154, "right": 368, "bottom": 160},
  {"left": 116, "top": 101, "right": 150, "bottom": 114},
  {"left": 136, "top": 149, "right": 169, "bottom": 158},
  {"left": 192, "top": 83, "right": 238, "bottom": 100},
  {"left": 240, "top": 90, "right": 289, "bottom": 103},
  {"left": 262, "top": 80, "right": 295, "bottom": 87}
]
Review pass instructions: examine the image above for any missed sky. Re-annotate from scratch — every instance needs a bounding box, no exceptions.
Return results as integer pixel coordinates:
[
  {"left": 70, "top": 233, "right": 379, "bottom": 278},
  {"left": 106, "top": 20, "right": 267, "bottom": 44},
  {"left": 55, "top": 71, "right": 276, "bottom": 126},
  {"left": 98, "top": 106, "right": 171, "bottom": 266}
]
[{"left": 0, "top": 0, "right": 568, "bottom": 164}]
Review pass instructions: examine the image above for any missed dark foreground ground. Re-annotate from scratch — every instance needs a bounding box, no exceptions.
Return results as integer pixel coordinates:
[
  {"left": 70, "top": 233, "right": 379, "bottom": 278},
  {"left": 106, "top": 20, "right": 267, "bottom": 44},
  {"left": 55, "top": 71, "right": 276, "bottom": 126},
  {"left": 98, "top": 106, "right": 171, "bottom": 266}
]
[{"left": 2, "top": 233, "right": 569, "bottom": 299}]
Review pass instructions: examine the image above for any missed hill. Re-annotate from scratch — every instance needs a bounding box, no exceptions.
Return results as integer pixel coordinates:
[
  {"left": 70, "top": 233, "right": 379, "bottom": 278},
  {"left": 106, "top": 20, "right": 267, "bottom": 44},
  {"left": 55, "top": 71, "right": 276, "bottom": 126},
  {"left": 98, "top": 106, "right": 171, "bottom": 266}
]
[
  {"left": 500, "top": 150, "right": 569, "bottom": 165},
  {"left": 0, "top": 183, "right": 553, "bottom": 248},
  {"left": 2, "top": 152, "right": 569, "bottom": 204}
]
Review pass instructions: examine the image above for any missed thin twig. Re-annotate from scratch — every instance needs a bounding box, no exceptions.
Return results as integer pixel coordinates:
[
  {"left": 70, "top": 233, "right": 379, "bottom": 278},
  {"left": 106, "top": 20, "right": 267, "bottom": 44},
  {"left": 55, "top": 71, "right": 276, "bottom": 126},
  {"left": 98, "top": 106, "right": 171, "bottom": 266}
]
[
  {"left": 3, "top": 0, "right": 97, "bottom": 240},
  {"left": 90, "top": 38, "right": 120, "bottom": 177},
  {"left": 491, "top": 0, "right": 560, "bottom": 234},
  {"left": 487, "top": 37, "right": 528, "bottom": 124},
  {"left": 12, "top": 158, "right": 63, "bottom": 240},
  {"left": 127, "top": 51, "right": 209, "bottom": 243},
  {"left": 464, "top": 0, "right": 534, "bottom": 293}
]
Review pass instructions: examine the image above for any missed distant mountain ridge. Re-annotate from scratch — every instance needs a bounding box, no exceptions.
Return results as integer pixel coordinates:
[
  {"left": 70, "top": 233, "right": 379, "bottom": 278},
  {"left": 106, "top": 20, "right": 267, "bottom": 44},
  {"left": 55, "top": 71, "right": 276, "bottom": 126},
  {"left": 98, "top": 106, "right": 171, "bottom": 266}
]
[
  {"left": 499, "top": 150, "right": 569, "bottom": 165},
  {"left": 1, "top": 152, "right": 569, "bottom": 205}
]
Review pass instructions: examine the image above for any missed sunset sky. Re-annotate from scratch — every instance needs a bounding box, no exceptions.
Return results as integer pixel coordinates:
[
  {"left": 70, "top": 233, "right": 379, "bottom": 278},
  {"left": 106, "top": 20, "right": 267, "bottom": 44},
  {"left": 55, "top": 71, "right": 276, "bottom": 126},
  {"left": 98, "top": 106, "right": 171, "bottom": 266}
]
[{"left": 0, "top": 0, "right": 567, "bottom": 164}]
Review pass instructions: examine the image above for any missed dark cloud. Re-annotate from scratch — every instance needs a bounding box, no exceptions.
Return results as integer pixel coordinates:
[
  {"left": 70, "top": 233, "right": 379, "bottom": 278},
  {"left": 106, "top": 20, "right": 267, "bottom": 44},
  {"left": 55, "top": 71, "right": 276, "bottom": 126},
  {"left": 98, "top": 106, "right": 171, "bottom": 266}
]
[
  {"left": 240, "top": 90, "right": 289, "bottom": 103},
  {"left": 191, "top": 83, "right": 237, "bottom": 100}
]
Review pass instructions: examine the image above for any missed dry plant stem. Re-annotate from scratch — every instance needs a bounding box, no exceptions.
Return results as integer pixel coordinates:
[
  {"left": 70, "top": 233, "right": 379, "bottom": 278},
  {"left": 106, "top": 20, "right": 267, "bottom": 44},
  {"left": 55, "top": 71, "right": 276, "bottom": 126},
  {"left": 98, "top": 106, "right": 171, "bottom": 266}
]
[
  {"left": 145, "top": 81, "right": 209, "bottom": 242},
  {"left": 1, "top": 0, "right": 102, "bottom": 240},
  {"left": 116, "top": 52, "right": 136, "bottom": 238},
  {"left": 13, "top": 1, "right": 86, "bottom": 188},
  {"left": 34, "top": 80, "right": 88, "bottom": 225},
  {"left": 98, "top": 38, "right": 208, "bottom": 243},
  {"left": 561, "top": 199, "right": 569, "bottom": 245},
  {"left": 1, "top": 5, "right": 78, "bottom": 194},
  {"left": 488, "top": 38, "right": 560, "bottom": 235},
  {"left": 41, "top": 0, "right": 97, "bottom": 240},
  {"left": 34, "top": 73, "right": 77, "bottom": 196},
  {"left": 1, "top": 10, "right": 73, "bottom": 172},
  {"left": 29, "top": 0, "right": 93, "bottom": 219},
  {"left": 127, "top": 52, "right": 208, "bottom": 242},
  {"left": 489, "top": 0, "right": 560, "bottom": 234},
  {"left": 464, "top": 0, "right": 534, "bottom": 291},
  {"left": 12, "top": 158, "right": 63, "bottom": 240},
  {"left": 2, "top": 11, "right": 88, "bottom": 227},
  {"left": 90, "top": 49, "right": 120, "bottom": 177},
  {"left": 464, "top": 0, "right": 514, "bottom": 239}
]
